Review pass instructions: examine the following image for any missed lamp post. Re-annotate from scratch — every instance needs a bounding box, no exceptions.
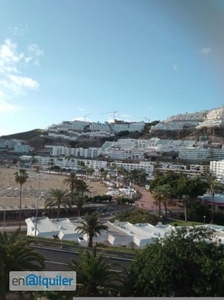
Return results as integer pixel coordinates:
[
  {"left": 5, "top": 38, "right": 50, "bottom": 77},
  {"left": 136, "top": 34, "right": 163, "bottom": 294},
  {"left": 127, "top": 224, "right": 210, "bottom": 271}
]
[
  {"left": 1, "top": 200, "right": 6, "bottom": 231},
  {"left": 203, "top": 215, "right": 206, "bottom": 224},
  {"left": 34, "top": 167, "right": 41, "bottom": 237},
  {"left": 3, "top": 209, "right": 6, "bottom": 230}
]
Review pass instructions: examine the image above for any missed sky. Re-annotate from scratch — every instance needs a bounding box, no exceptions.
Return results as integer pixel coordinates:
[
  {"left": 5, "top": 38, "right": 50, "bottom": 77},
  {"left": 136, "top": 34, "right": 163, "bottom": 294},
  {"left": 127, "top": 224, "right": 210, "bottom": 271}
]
[{"left": 0, "top": 0, "right": 224, "bottom": 136}]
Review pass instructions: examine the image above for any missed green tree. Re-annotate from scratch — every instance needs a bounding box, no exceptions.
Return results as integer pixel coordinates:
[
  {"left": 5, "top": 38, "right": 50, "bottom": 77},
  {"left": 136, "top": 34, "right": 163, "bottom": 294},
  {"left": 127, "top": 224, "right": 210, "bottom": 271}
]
[
  {"left": 76, "top": 212, "right": 108, "bottom": 247},
  {"left": 126, "top": 227, "right": 224, "bottom": 297},
  {"left": 128, "top": 169, "right": 147, "bottom": 186},
  {"left": 150, "top": 171, "right": 181, "bottom": 198},
  {"left": 77, "top": 160, "right": 85, "bottom": 171},
  {"left": 14, "top": 169, "right": 29, "bottom": 230},
  {"left": 117, "top": 166, "right": 129, "bottom": 185},
  {"left": 0, "top": 229, "right": 45, "bottom": 300},
  {"left": 177, "top": 176, "right": 208, "bottom": 222},
  {"left": 45, "top": 188, "right": 70, "bottom": 220},
  {"left": 205, "top": 172, "right": 224, "bottom": 223},
  {"left": 48, "top": 158, "right": 55, "bottom": 170},
  {"left": 150, "top": 184, "right": 171, "bottom": 218},
  {"left": 75, "top": 195, "right": 86, "bottom": 217},
  {"left": 116, "top": 209, "right": 160, "bottom": 225},
  {"left": 74, "top": 178, "right": 89, "bottom": 196},
  {"left": 63, "top": 171, "right": 77, "bottom": 203},
  {"left": 188, "top": 200, "right": 211, "bottom": 223},
  {"left": 117, "top": 166, "right": 129, "bottom": 177},
  {"left": 63, "top": 172, "right": 89, "bottom": 201},
  {"left": 151, "top": 186, "right": 163, "bottom": 217},
  {"left": 67, "top": 247, "right": 123, "bottom": 296},
  {"left": 85, "top": 166, "right": 95, "bottom": 178}
]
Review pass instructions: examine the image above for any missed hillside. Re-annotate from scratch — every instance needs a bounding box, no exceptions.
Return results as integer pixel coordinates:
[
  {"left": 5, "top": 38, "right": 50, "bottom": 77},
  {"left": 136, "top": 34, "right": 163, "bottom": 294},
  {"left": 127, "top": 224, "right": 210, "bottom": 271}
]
[
  {"left": 1, "top": 129, "right": 44, "bottom": 140},
  {"left": 149, "top": 126, "right": 224, "bottom": 143},
  {"left": 1, "top": 117, "right": 224, "bottom": 153}
]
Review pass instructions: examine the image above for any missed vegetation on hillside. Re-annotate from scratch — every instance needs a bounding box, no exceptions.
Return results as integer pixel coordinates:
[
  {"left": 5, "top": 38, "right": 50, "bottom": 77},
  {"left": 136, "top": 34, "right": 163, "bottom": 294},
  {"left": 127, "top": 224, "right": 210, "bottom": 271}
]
[
  {"left": 115, "top": 209, "right": 160, "bottom": 225},
  {"left": 0, "top": 229, "right": 45, "bottom": 299},
  {"left": 126, "top": 227, "right": 224, "bottom": 297},
  {"left": 68, "top": 247, "right": 123, "bottom": 296}
]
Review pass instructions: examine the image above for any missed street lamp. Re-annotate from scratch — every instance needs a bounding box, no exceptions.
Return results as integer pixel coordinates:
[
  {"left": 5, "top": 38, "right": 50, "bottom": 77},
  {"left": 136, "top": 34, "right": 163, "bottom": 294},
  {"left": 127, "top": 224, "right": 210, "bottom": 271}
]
[
  {"left": 2, "top": 203, "right": 6, "bottom": 231},
  {"left": 203, "top": 215, "right": 206, "bottom": 224},
  {"left": 34, "top": 167, "right": 41, "bottom": 237}
]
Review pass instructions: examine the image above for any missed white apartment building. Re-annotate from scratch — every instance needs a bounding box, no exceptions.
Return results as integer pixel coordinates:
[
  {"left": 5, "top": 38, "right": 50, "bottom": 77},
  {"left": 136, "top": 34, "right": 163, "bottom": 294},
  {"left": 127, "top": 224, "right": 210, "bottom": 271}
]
[
  {"left": 190, "top": 164, "right": 209, "bottom": 174},
  {"left": 108, "top": 148, "right": 145, "bottom": 161},
  {"left": 157, "top": 140, "right": 195, "bottom": 152},
  {"left": 157, "top": 163, "right": 209, "bottom": 178},
  {"left": 209, "top": 149, "right": 224, "bottom": 160},
  {"left": 179, "top": 147, "right": 209, "bottom": 160},
  {"left": 112, "top": 161, "right": 154, "bottom": 178},
  {"left": 179, "top": 147, "right": 224, "bottom": 161},
  {"left": 22, "top": 155, "right": 108, "bottom": 172},
  {"left": 0, "top": 139, "right": 17, "bottom": 148},
  {"left": 47, "top": 133, "right": 78, "bottom": 140},
  {"left": 14, "top": 144, "right": 31, "bottom": 153},
  {"left": 210, "top": 160, "right": 224, "bottom": 181},
  {"left": 46, "top": 145, "right": 101, "bottom": 159}
]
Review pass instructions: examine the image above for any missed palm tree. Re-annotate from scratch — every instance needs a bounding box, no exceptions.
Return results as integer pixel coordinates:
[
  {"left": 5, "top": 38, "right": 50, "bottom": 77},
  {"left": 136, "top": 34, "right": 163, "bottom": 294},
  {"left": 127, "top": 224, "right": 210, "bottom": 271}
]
[
  {"left": 0, "top": 229, "right": 45, "bottom": 300},
  {"left": 75, "top": 178, "right": 90, "bottom": 196},
  {"left": 48, "top": 158, "right": 55, "bottom": 170},
  {"left": 85, "top": 166, "right": 95, "bottom": 179},
  {"left": 45, "top": 188, "right": 70, "bottom": 220},
  {"left": 151, "top": 187, "right": 163, "bottom": 217},
  {"left": 76, "top": 212, "right": 108, "bottom": 247},
  {"left": 67, "top": 247, "right": 123, "bottom": 296},
  {"left": 63, "top": 171, "right": 77, "bottom": 203},
  {"left": 75, "top": 195, "right": 86, "bottom": 217},
  {"left": 129, "top": 169, "right": 147, "bottom": 186},
  {"left": 14, "top": 169, "right": 29, "bottom": 230},
  {"left": 155, "top": 184, "right": 172, "bottom": 218}
]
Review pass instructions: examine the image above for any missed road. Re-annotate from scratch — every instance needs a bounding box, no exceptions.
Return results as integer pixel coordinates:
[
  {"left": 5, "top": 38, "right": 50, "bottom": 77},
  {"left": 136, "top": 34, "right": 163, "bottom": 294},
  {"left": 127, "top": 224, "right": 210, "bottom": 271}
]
[
  {"left": 31, "top": 246, "right": 133, "bottom": 272},
  {"left": 133, "top": 184, "right": 182, "bottom": 212}
]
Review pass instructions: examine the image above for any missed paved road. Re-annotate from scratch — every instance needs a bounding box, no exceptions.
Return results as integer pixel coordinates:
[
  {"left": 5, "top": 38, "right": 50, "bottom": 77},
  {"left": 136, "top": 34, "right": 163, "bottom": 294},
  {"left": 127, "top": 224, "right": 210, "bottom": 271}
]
[
  {"left": 0, "top": 225, "right": 27, "bottom": 232},
  {"left": 133, "top": 184, "right": 182, "bottom": 212},
  {"left": 31, "top": 246, "right": 133, "bottom": 272}
]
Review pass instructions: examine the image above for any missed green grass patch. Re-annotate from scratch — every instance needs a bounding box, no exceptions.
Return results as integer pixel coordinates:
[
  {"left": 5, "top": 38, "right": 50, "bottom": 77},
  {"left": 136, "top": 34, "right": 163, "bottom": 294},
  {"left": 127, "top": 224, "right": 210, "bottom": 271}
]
[{"left": 165, "top": 219, "right": 204, "bottom": 226}]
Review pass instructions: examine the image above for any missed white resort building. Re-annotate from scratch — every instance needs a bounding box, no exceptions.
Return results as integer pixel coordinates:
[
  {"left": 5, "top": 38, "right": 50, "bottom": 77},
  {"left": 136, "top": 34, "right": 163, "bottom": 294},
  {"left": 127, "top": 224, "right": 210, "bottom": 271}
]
[{"left": 25, "top": 217, "right": 224, "bottom": 248}]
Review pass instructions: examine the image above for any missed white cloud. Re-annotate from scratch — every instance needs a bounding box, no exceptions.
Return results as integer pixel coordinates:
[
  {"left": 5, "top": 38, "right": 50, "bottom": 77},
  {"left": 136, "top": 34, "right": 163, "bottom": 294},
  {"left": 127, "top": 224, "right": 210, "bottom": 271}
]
[
  {"left": 0, "top": 39, "right": 23, "bottom": 63},
  {"left": 78, "top": 108, "right": 85, "bottom": 111},
  {"left": 0, "top": 99, "right": 22, "bottom": 113},
  {"left": 12, "top": 26, "right": 28, "bottom": 36},
  {"left": 9, "top": 75, "right": 39, "bottom": 89},
  {"left": 173, "top": 64, "right": 179, "bottom": 71},
  {"left": 201, "top": 47, "right": 211, "bottom": 55},
  {"left": 25, "top": 57, "right": 32, "bottom": 63},
  {"left": 28, "top": 44, "right": 44, "bottom": 57},
  {"left": 0, "top": 38, "right": 43, "bottom": 105}
]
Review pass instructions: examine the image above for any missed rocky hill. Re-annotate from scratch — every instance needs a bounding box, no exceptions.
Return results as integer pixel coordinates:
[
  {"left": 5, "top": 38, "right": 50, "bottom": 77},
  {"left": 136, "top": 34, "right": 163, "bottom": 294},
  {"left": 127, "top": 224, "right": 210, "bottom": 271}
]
[
  {"left": 1, "top": 112, "right": 224, "bottom": 153},
  {"left": 148, "top": 127, "right": 224, "bottom": 143}
]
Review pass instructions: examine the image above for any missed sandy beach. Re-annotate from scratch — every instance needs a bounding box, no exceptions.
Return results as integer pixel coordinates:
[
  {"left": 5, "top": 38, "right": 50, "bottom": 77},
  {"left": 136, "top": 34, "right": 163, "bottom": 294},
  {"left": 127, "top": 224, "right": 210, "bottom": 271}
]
[
  {"left": 0, "top": 167, "right": 107, "bottom": 208},
  {"left": 0, "top": 167, "right": 177, "bottom": 213}
]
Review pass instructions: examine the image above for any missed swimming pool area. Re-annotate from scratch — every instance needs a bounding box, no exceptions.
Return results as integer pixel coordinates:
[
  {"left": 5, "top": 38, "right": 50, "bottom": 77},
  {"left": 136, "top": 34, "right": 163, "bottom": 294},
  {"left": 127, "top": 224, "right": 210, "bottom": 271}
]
[
  {"left": 194, "top": 224, "right": 224, "bottom": 231},
  {"left": 206, "top": 225, "right": 224, "bottom": 231}
]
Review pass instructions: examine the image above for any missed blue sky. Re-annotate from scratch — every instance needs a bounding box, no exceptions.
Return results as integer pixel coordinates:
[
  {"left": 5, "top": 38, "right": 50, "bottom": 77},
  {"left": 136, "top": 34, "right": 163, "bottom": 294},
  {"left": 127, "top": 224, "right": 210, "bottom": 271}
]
[{"left": 0, "top": 0, "right": 224, "bottom": 136}]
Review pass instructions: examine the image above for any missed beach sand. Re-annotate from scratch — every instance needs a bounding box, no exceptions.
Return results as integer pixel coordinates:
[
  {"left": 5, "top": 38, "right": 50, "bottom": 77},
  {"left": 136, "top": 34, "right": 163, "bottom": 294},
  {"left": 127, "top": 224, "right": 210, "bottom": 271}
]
[{"left": 0, "top": 167, "right": 107, "bottom": 208}]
